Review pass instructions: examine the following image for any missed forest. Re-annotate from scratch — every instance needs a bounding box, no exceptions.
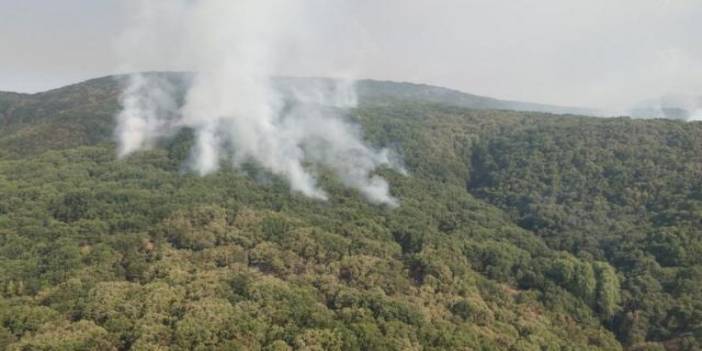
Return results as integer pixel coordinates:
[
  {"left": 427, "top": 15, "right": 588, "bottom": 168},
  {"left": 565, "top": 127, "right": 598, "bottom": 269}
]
[{"left": 0, "top": 76, "right": 700, "bottom": 350}]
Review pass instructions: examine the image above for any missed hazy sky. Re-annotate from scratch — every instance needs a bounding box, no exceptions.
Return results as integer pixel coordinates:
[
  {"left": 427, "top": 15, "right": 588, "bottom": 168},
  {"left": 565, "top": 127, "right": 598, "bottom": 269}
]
[{"left": 1, "top": 0, "right": 701, "bottom": 110}]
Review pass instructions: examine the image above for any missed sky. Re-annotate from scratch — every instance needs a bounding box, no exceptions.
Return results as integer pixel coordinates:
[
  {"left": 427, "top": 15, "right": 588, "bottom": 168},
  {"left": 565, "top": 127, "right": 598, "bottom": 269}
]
[{"left": 1, "top": 0, "right": 701, "bottom": 110}]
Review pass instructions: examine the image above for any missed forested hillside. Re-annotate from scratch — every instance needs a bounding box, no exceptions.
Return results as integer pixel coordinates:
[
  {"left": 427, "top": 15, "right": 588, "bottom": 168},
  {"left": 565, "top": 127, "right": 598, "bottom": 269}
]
[{"left": 0, "top": 75, "right": 700, "bottom": 350}]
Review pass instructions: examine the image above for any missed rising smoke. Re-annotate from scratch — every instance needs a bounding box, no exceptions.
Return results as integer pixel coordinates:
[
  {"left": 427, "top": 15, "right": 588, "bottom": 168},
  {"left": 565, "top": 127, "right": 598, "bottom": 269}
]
[
  {"left": 624, "top": 94, "right": 702, "bottom": 121},
  {"left": 115, "top": 0, "right": 399, "bottom": 206}
]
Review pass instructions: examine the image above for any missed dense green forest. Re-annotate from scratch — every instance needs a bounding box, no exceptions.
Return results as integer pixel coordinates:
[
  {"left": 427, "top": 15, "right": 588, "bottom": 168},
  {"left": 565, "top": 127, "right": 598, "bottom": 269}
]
[{"left": 0, "top": 75, "right": 700, "bottom": 350}]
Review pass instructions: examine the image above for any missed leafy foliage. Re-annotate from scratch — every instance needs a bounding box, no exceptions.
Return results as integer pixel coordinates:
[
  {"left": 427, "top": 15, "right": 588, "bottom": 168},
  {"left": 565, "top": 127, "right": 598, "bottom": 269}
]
[{"left": 0, "top": 75, "right": 700, "bottom": 350}]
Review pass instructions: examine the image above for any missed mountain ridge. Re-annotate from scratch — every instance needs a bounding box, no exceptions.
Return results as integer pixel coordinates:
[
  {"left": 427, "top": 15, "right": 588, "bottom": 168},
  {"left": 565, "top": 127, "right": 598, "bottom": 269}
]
[{"left": 1, "top": 72, "right": 598, "bottom": 118}]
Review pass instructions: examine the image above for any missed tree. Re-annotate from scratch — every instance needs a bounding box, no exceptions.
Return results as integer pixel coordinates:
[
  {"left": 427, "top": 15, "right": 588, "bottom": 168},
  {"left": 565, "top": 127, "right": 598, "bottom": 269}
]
[{"left": 594, "top": 262, "right": 621, "bottom": 320}]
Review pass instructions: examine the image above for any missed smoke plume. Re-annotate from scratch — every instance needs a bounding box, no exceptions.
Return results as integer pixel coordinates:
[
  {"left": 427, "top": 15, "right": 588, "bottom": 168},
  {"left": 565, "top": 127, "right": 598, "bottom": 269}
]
[{"left": 115, "top": 0, "right": 399, "bottom": 206}]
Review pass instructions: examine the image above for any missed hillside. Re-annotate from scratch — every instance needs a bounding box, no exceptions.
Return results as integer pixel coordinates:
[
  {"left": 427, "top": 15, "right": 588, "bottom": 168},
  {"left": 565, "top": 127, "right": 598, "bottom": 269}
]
[
  {"left": 0, "top": 75, "right": 700, "bottom": 350},
  {"left": 0, "top": 73, "right": 595, "bottom": 158}
]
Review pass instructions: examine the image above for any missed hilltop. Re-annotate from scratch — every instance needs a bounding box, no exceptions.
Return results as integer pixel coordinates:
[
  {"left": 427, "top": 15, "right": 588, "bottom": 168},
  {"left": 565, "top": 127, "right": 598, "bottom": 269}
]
[{"left": 0, "top": 73, "right": 596, "bottom": 157}]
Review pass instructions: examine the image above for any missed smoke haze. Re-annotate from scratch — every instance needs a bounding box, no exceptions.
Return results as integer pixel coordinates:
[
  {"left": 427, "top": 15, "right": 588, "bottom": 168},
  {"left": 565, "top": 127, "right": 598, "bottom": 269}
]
[
  {"left": 2, "top": 0, "right": 702, "bottom": 116},
  {"left": 115, "top": 0, "right": 399, "bottom": 205}
]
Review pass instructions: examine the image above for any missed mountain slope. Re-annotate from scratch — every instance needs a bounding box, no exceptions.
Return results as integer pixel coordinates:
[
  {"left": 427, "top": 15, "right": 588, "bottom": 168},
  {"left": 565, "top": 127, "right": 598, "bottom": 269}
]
[
  {"left": 354, "top": 79, "right": 598, "bottom": 115},
  {"left": 0, "top": 75, "right": 700, "bottom": 350},
  {"left": 0, "top": 73, "right": 595, "bottom": 158}
]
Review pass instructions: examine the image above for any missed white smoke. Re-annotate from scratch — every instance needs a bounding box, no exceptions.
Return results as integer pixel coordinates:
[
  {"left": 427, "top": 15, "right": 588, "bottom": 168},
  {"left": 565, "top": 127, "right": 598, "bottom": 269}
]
[
  {"left": 115, "top": 74, "right": 180, "bottom": 157},
  {"left": 115, "top": 0, "right": 399, "bottom": 206},
  {"left": 624, "top": 94, "right": 702, "bottom": 122}
]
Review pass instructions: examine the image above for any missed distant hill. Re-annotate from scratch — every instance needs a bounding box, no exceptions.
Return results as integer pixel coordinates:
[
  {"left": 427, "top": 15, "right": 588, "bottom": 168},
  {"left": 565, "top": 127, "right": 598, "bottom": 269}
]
[
  {"left": 278, "top": 76, "right": 598, "bottom": 115},
  {"left": 1, "top": 72, "right": 597, "bottom": 129},
  {"left": 0, "top": 73, "right": 599, "bottom": 157}
]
